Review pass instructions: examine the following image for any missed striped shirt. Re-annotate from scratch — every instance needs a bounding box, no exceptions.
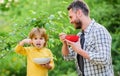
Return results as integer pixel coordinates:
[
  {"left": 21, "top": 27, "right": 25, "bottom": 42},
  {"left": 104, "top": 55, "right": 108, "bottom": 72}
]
[{"left": 63, "top": 19, "right": 114, "bottom": 76}]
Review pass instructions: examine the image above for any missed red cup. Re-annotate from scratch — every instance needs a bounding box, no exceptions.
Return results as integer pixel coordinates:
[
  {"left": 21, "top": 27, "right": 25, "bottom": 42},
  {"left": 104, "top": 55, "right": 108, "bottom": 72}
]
[{"left": 65, "top": 35, "right": 79, "bottom": 42}]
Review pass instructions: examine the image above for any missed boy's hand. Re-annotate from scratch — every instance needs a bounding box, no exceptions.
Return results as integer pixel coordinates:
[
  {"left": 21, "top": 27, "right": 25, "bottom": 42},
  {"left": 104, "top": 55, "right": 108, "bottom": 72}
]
[
  {"left": 40, "top": 62, "right": 52, "bottom": 70},
  {"left": 19, "top": 39, "right": 32, "bottom": 46}
]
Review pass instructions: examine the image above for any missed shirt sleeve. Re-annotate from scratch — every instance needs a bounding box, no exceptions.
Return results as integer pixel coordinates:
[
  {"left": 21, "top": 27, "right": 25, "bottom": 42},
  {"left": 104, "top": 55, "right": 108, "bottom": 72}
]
[
  {"left": 15, "top": 44, "right": 28, "bottom": 56},
  {"left": 47, "top": 49, "right": 55, "bottom": 70},
  {"left": 63, "top": 47, "right": 76, "bottom": 61},
  {"left": 88, "top": 27, "right": 112, "bottom": 65}
]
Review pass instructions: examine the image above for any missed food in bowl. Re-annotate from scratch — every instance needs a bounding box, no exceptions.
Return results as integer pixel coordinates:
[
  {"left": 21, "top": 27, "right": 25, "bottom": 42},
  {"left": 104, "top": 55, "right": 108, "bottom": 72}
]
[{"left": 65, "top": 35, "right": 79, "bottom": 42}]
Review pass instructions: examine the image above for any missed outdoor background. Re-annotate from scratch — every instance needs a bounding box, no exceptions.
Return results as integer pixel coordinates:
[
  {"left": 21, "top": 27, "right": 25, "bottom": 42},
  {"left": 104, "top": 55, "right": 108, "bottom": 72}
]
[{"left": 0, "top": 0, "right": 120, "bottom": 76}]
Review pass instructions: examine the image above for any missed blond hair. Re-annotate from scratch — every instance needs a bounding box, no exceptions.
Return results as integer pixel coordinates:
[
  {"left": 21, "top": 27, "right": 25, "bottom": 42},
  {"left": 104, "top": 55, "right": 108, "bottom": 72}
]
[{"left": 29, "top": 27, "right": 48, "bottom": 46}]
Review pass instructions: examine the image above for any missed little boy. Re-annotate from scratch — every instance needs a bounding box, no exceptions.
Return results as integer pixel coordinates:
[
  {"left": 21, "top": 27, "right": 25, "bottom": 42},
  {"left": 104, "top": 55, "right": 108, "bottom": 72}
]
[{"left": 15, "top": 27, "right": 54, "bottom": 76}]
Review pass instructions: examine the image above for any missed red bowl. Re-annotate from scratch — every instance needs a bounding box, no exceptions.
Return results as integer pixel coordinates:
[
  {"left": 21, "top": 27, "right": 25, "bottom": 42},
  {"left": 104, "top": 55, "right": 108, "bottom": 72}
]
[{"left": 65, "top": 35, "right": 79, "bottom": 42}]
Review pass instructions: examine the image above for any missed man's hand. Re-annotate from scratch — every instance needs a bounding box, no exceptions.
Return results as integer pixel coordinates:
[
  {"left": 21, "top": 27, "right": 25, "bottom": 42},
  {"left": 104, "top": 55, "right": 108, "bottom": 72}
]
[
  {"left": 59, "top": 32, "right": 67, "bottom": 44},
  {"left": 65, "top": 38, "right": 82, "bottom": 53},
  {"left": 65, "top": 38, "right": 90, "bottom": 60}
]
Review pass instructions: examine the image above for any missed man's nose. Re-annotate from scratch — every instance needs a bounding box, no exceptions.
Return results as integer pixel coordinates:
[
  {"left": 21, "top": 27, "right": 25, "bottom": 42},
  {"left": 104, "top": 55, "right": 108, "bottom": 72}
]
[{"left": 70, "top": 20, "right": 74, "bottom": 24}]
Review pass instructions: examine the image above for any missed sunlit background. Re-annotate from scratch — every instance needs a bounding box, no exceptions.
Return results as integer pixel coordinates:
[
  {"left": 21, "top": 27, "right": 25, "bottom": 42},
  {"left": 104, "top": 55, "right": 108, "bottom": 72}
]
[{"left": 0, "top": 0, "right": 120, "bottom": 76}]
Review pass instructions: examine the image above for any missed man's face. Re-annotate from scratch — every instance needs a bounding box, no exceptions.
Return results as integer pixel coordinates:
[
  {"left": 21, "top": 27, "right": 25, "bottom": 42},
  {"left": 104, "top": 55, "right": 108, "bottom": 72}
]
[{"left": 68, "top": 9, "right": 82, "bottom": 29}]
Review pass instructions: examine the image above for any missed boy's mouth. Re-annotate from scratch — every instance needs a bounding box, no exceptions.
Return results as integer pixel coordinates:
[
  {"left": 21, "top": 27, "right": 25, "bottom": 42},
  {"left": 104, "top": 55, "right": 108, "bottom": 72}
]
[{"left": 36, "top": 43, "right": 41, "bottom": 46}]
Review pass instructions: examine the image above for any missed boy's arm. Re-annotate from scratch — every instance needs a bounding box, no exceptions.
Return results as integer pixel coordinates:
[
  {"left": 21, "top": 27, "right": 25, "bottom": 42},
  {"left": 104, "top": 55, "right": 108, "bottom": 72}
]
[
  {"left": 40, "top": 50, "right": 54, "bottom": 70},
  {"left": 40, "top": 61, "right": 54, "bottom": 70},
  {"left": 15, "top": 39, "right": 32, "bottom": 55},
  {"left": 19, "top": 39, "right": 32, "bottom": 46},
  {"left": 15, "top": 45, "right": 27, "bottom": 55},
  {"left": 48, "top": 50, "right": 54, "bottom": 70}
]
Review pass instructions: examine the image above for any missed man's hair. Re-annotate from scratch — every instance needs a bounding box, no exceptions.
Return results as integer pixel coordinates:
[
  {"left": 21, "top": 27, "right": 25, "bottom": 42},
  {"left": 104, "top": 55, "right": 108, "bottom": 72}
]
[
  {"left": 29, "top": 27, "right": 48, "bottom": 46},
  {"left": 67, "top": 0, "right": 89, "bottom": 16}
]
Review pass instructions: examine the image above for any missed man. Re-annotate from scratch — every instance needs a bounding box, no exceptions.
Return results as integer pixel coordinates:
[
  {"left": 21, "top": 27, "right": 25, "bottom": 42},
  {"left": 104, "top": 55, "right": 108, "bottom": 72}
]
[{"left": 59, "top": 0, "right": 114, "bottom": 76}]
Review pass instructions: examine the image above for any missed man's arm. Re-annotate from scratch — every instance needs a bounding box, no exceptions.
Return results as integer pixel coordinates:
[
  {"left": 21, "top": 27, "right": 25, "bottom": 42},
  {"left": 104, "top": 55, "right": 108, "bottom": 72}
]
[
  {"left": 65, "top": 39, "right": 90, "bottom": 60},
  {"left": 87, "top": 27, "right": 112, "bottom": 65},
  {"left": 62, "top": 42, "right": 69, "bottom": 56},
  {"left": 59, "top": 33, "right": 76, "bottom": 60}
]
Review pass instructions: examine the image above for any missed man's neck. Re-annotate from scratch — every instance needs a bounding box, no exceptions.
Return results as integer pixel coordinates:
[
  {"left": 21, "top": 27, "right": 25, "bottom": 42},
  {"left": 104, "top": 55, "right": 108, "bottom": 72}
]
[{"left": 81, "top": 17, "right": 91, "bottom": 31}]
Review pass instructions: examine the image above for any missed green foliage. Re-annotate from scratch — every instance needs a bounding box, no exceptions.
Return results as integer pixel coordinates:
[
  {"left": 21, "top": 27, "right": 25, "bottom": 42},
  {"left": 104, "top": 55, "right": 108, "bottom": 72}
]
[
  {"left": 0, "top": 0, "right": 18, "bottom": 11},
  {"left": 0, "top": 52, "right": 26, "bottom": 76},
  {"left": 89, "top": 1, "right": 120, "bottom": 76},
  {"left": 0, "top": 0, "right": 120, "bottom": 76}
]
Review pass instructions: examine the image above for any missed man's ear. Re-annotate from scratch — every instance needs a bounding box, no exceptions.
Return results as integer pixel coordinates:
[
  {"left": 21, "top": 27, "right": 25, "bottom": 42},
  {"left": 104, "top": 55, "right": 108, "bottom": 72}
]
[{"left": 77, "top": 9, "right": 82, "bottom": 17}]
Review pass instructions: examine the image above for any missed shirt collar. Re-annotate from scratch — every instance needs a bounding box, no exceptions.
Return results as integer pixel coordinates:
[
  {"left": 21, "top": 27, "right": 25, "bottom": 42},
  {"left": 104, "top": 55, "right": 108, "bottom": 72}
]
[{"left": 84, "top": 19, "right": 95, "bottom": 33}]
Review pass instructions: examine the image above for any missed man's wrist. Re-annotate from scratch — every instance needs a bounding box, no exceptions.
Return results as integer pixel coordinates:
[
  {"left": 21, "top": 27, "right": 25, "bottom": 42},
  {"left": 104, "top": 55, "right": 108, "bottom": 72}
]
[{"left": 63, "top": 41, "right": 67, "bottom": 45}]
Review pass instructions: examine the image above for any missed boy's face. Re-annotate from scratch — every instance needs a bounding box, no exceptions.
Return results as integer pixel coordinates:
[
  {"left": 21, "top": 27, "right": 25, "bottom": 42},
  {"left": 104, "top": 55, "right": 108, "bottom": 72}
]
[{"left": 32, "top": 35, "right": 45, "bottom": 49}]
